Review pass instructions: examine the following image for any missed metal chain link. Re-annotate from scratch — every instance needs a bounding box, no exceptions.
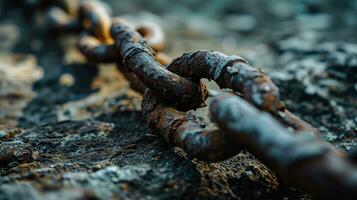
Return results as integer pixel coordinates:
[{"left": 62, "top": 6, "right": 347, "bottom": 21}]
[{"left": 18, "top": 0, "right": 357, "bottom": 199}]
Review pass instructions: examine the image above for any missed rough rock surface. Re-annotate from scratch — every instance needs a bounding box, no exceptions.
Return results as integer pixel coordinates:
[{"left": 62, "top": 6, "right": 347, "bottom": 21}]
[{"left": 0, "top": 1, "right": 356, "bottom": 200}]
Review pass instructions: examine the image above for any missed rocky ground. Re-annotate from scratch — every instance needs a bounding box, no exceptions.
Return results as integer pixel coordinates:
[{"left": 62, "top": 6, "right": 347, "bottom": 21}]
[{"left": 0, "top": 0, "right": 356, "bottom": 199}]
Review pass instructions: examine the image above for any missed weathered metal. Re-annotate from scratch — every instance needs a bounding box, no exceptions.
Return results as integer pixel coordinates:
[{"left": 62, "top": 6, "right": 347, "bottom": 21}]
[
  {"left": 110, "top": 23, "right": 208, "bottom": 109},
  {"left": 77, "top": 35, "right": 118, "bottom": 63},
  {"left": 167, "top": 51, "right": 279, "bottom": 113},
  {"left": 167, "top": 50, "right": 319, "bottom": 135},
  {"left": 46, "top": 6, "right": 82, "bottom": 33},
  {"left": 78, "top": 0, "right": 112, "bottom": 43},
  {"left": 142, "top": 90, "right": 239, "bottom": 161},
  {"left": 18, "top": 0, "right": 357, "bottom": 199},
  {"left": 77, "top": 32, "right": 169, "bottom": 65},
  {"left": 209, "top": 93, "right": 357, "bottom": 199}
]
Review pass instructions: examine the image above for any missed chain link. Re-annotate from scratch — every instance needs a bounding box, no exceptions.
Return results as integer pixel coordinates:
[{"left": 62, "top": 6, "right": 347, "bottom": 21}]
[{"left": 19, "top": 0, "right": 357, "bottom": 199}]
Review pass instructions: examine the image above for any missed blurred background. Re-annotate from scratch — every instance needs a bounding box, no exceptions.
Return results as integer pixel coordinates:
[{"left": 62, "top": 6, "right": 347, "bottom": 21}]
[
  {"left": 2, "top": 0, "right": 357, "bottom": 60},
  {"left": 106, "top": 0, "right": 357, "bottom": 67}
]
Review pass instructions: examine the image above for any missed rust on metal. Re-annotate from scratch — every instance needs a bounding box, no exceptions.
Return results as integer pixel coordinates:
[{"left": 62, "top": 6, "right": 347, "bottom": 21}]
[
  {"left": 209, "top": 93, "right": 357, "bottom": 199},
  {"left": 78, "top": 0, "right": 112, "bottom": 43},
  {"left": 167, "top": 50, "right": 279, "bottom": 112},
  {"left": 167, "top": 50, "right": 319, "bottom": 135},
  {"left": 142, "top": 90, "right": 239, "bottom": 161},
  {"left": 77, "top": 35, "right": 118, "bottom": 63},
  {"left": 275, "top": 109, "right": 319, "bottom": 136},
  {"left": 77, "top": 34, "right": 170, "bottom": 65},
  {"left": 46, "top": 6, "right": 82, "bottom": 33},
  {"left": 18, "top": 0, "right": 357, "bottom": 199},
  {"left": 111, "top": 23, "right": 208, "bottom": 109}
]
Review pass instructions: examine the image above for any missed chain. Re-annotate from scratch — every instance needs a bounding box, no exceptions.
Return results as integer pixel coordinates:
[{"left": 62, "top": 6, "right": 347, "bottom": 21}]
[{"left": 18, "top": 0, "right": 357, "bottom": 199}]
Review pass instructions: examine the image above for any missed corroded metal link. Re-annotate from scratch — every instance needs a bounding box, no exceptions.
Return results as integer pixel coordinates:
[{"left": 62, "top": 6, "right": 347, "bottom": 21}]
[
  {"left": 167, "top": 50, "right": 280, "bottom": 113},
  {"left": 76, "top": 35, "right": 146, "bottom": 93},
  {"left": 122, "top": 73, "right": 146, "bottom": 94},
  {"left": 76, "top": 34, "right": 146, "bottom": 93},
  {"left": 275, "top": 109, "right": 318, "bottom": 136},
  {"left": 142, "top": 90, "right": 239, "bottom": 161},
  {"left": 210, "top": 94, "right": 357, "bottom": 200},
  {"left": 41, "top": 0, "right": 112, "bottom": 41},
  {"left": 77, "top": 29, "right": 169, "bottom": 94},
  {"left": 77, "top": 35, "right": 118, "bottom": 63},
  {"left": 77, "top": 28, "right": 168, "bottom": 64},
  {"left": 46, "top": 6, "right": 82, "bottom": 33},
  {"left": 78, "top": 0, "right": 112, "bottom": 43},
  {"left": 166, "top": 50, "right": 319, "bottom": 135},
  {"left": 76, "top": 18, "right": 169, "bottom": 94},
  {"left": 111, "top": 23, "right": 208, "bottom": 110},
  {"left": 43, "top": 0, "right": 110, "bottom": 36},
  {"left": 43, "top": 0, "right": 167, "bottom": 57}
]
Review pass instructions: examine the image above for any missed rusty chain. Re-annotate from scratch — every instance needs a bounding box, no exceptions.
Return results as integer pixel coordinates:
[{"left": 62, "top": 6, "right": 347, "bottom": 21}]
[{"left": 18, "top": 0, "right": 357, "bottom": 199}]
